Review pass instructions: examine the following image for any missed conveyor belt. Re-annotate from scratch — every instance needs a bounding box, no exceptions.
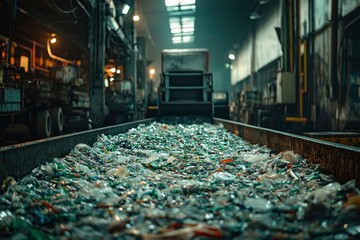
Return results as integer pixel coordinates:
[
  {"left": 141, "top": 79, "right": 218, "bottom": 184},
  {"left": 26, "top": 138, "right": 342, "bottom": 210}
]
[{"left": 1, "top": 117, "right": 359, "bottom": 186}]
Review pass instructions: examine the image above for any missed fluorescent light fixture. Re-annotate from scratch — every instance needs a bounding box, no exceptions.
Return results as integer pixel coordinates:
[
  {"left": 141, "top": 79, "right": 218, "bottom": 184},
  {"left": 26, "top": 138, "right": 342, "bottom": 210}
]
[
  {"left": 121, "top": 4, "right": 130, "bottom": 14},
  {"left": 228, "top": 53, "right": 235, "bottom": 60}
]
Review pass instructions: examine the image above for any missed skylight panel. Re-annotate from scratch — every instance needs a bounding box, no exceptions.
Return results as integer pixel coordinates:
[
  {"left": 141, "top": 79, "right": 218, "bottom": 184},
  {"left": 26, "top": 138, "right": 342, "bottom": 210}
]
[
  {"left": 180, "top": 0, "right": 195, "bottom": 5},
  {"left": 171, "top": 28, "right": 182, "bottom": 34},
  {"left": 182, "top": 35, "right": 194, "bottom": 43},
  {"left": 180, "top": 5, "right": 196, "bottom": 11},
  {"left": 166, "top": 0, "right": 196, "bottom": 44},
  {"left": 165, "top": 0, "right": 180, "bottom": 7},
  {"left": 169, "top": 17, "right": 181, "bottom": 29},
  {"left": 182, "top": 27, "right": 194, "bottom": 33},
  {"left": 172, "top": 36, "right": 182, "bottom": 43}
]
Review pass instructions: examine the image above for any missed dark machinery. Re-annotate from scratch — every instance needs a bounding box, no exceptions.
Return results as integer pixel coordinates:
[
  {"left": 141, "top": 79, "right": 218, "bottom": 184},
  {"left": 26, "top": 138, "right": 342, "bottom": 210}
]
[
  {"left": 0, "top": 36, "right": 90, "bottom": 145},
  {"left": 159, "top": 49, "right": 213, "bottom": 116},
  {"left": 212, "top": 91, "right": 230, "bottom": 119},
  {"left": 105, "top": 77, "right": 135, "bottom": 124}
]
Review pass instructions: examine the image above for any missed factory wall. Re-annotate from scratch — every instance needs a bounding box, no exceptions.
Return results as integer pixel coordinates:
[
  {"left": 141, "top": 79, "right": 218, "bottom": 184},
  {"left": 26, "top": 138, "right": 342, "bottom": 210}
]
[
  {"left": 231, "top": 0, "right": 281, "bottom": 86},
  {"left": 311, "top": 1, "right": 360, "bottom": 130},
  {"left": 231, "top": 0, "right": 360, "bottom": 131},
  {"left": 254, "top": 1, "right": 282, "bottom": 72},
  {"left": 231, "top": 35, "right": 252, "bottom": 85}
]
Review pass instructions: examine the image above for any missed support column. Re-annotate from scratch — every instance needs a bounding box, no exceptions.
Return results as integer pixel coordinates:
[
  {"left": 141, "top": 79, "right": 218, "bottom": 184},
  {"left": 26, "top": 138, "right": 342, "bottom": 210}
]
[
  {"left": 330, "top": 0, "right": 339, "bottom": 99},
  {"left": 250, "top": 22, "right": 256, "bottom": 90},
  {"left": 89, "top": 0, "right": 106, "bottom": 127}
]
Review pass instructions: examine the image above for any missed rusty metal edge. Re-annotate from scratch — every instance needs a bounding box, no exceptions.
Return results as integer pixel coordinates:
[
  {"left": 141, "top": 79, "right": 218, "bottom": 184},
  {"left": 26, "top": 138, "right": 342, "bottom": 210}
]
[
  {"left": 0, "top": 118, "right": 156, "bottom": 183},
  {"left": 214, "top": 118, "right": 360, "bottom": 185}
]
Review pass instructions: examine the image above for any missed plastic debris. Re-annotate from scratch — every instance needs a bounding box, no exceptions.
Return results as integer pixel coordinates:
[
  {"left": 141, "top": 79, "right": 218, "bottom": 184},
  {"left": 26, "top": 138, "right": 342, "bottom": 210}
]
[{"left": 0, "top": 118, "right": 359, "bottom": 239}]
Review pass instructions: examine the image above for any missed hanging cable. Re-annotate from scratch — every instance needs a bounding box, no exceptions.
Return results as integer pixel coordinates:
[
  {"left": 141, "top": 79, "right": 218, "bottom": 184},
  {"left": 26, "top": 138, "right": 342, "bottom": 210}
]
[
  {"left": 52, "top": 0, "right": 79, "bottom": 14},
  {"left": 70, "top": 0, "right": 80, "bottom": 19},
  {"left": 75, "top": 0, "right": 91, "bottom": 18}
]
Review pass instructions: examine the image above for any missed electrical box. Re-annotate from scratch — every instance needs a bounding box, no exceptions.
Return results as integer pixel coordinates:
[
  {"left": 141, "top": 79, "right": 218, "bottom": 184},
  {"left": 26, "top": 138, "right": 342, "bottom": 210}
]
[
  {"left": 276, "top": 72, "right": 296, "bottom": 104},
  {"left": 0, "top": 88, "right": 21, "bottom": 112}
]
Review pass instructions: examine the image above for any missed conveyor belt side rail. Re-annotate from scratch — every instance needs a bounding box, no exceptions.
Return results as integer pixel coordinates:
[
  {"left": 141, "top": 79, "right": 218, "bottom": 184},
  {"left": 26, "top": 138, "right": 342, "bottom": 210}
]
[
  {"left": 214, "top": 118, "right": 360, "bottom": 186},
  {"left": 0, "top": 118, "right": 155, "bottom": 182}
]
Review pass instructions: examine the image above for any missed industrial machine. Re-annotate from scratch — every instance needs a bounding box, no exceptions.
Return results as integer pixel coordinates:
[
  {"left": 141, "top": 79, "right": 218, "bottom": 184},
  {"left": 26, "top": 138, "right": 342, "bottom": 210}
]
[
  {"left": 159, "top": 49, "right": 213, "bottom": 116},
  {"left": 0, "top": 36, "right": 91, "bottom": 145},
  {"left": 105, "top": 77, "right": 135, "bottom": 124},
  {"left": 212, "top": 91, "right": 230, "bottom": 119}
]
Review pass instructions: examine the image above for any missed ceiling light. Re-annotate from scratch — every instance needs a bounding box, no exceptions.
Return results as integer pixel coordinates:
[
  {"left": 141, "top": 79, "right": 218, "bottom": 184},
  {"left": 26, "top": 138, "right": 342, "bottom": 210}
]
[
  {"left": 116, "top": 69, "right": 121, "bottom": 74},
  {"left": 250, "top": 11, "right": 261, "bottom": 20},
  {"left": 133, "top": 15, "right": 140, "bottom": 21},
  {"left": 228, "top": 53, "right": 235, "bottom": 60},
  {"left": 110, "top": 77, "right": 115, "bottom": 81},
  {"left": 259, "top": 0, "right": 270, "bottom": 4},
  {"left": 149, "top": 69, "right": 155, "bottom": 75},
  {"left": 111, "top": 67, "right": 116, "bottom": 73},
  {"left": 121, "top": 4, "right": 130, "bottom": 15},
  {"left": 49, "top": 33, "right": 57, "bottom": 44}
]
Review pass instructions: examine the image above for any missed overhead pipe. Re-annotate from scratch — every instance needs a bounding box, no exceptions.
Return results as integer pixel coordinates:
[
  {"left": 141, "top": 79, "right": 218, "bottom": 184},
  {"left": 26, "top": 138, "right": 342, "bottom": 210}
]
[
  {"left": 46, "top": 39, "right": 76, "bottom": 65},
  {"left": 106, "top": 0, "right": 134, "bottom": 52}
]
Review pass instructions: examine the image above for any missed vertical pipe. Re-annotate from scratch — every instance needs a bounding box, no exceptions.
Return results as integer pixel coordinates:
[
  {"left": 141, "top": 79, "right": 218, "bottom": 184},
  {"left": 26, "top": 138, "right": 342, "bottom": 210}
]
[
  {"left": 289, "top": 0, "right": 294, "bottom": 73},
  {"left": 308, "top": 0, "right": 315, "bottom": 129},
  {"left": 282, "top": 0, "right": 289, "bottom": 72},
  {"left": 297, "top": 0, "right": 303, "bottom": 118},
  {"left": 133, "top": 45, "right": 138, "bottom": 120}
]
